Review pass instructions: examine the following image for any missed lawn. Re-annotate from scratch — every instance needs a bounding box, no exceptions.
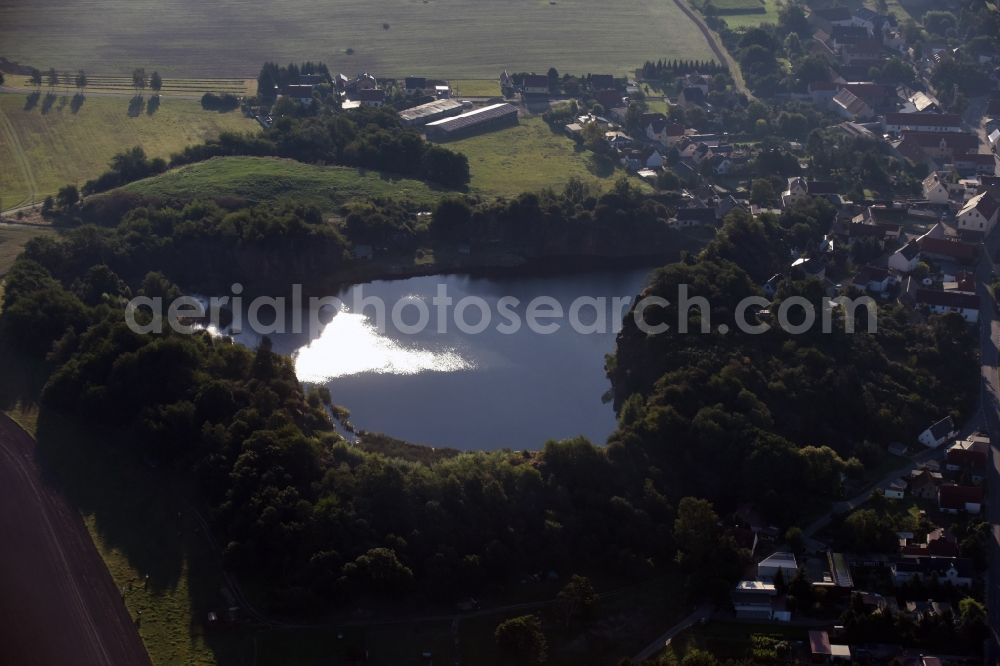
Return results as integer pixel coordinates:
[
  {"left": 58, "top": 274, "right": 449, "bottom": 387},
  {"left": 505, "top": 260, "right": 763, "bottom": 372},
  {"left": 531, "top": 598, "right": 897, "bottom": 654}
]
[
  {"left": 451, "top": 79, "right": 502, "bottom": 98},
  {"left": 0, "top": 0, "right": 714, "bottom": 78},
  {"left": 693, "top": 0, "right": 779, "bottom": 28},
  {"left": 120, "top": 156, "right": 451, "bottom": 209},
  {"left": 450, "top": 116, "right": 641, "bottom": 198},
  {"left": 0, "top": 92, "right": 257, "bottom": 210},
  {"left": 0, "top": 224, "right": 54, "bottom": 275}
]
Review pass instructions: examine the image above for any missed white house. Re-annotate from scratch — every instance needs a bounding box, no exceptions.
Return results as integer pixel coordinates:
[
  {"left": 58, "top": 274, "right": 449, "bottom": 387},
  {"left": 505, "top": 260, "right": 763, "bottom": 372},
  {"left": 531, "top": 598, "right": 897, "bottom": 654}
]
[
  {"left": 921, "top": 172, "right": 951, "bottom": 204},
  {"left": 917, "top": 416, "right": 957, "bottom": 448},
  {"left": 757, "top": 551, "right": 798, "bottom": 581},
  {"left": 891, "top": 558, "right": 973, "bottom": 588},
  {"left": 888, "top": 240, "right": 921, "bottom": 273},
  {"left": 956, "top": 191, "right": 999, "bottom": 235},
  {"left": 884, "top": 113, "right": 962, "bottom": 134},
  {"left": 885, "top": 478, "right": 907, "bottom": 500}
]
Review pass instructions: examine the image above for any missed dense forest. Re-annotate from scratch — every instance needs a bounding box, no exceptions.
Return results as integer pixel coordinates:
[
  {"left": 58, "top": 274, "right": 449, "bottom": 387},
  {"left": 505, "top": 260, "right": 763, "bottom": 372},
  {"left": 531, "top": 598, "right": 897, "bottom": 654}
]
[{"left": 0, "top": 182, "right": 978, "bottom": 614}]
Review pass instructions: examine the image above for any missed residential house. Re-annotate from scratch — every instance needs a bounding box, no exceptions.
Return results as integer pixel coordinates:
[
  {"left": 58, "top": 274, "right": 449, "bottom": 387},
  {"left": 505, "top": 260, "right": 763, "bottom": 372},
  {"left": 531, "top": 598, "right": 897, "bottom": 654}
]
[
  {"left": 589, "top": 74, "right": 616, "bottom": 91},
  {"left": 852, "top": 265, "right": 894, "bottom": 293},
  {"left": 885, "top": 478, "right": 907, "bottom": 499},
  {"left": 890, "top": 557, "right": 974, "bottom": 587},
  {"left": 917, "top": 416, "right": 957, "bottom": 448},
  {"left": 732, "top": 588, "right": 790, "bottom": 621},
  {"left": 908, "top": 468, "right": 943, "bottom": 500},
  {"left": 791, "top": 257, "right": 826, "bottom": 280},
  {"left": 956, "top": 191, "right": 999, "bottom": 234},
  {"left": 762, "top": 274, "right": 784, "bottom": 298},
  {"left": 946, "top": 435, "right": 989, "bottom": 481},
  {"left": 809, "top": 80, "right": 839, "bottom": 106},
  {"left": 954, "top": 152, "right": 998, "bottom": 176},
  {"left": 403, "top": 76, "right": 428, "bottom": 96},
  {"left": 757, "top": 551, "right": 798, "bottom": 581},
  {"left": 350, "top": 88, "right": 385, "bottom": 107},
  {"left": 916, "top": 234, "right": 978, "bottom": 264},
  {"left": 907, "top": 91, "right": 940, "bottom": 113},
  {"left": 808, "top": 6, "right": 854, "bottom": 31},
  {"left": 900, "top": 528, "right": 960, "bottom": 559},
  {"left": 605, "top": 131, "right": 633, "bottom": 150},
  {"left": 670, "top": 207, "right": 717, "bottom": 228},
  {"left": 895, "top": 131, "right": 980, "bottom": 164},
  {"left": 645, "top": 149, "right": 666, "bottom": 169},
  {"left": 915, "top": 289, "right": 979, "bottom": 322},
  {"left": 888, "top": 240, "right": 921, "bottom": 273},
  {"left": 921, "top": 172, "right": 951, "bottom": 204},
  {"left": 938, "top": 484, "right": 984, "bottom": 514},
  {"left": 832, "top": 88, "right": 873, "bottom": 119},
  {"left": 521, "top": 74, "right": 550, "bottom": 95},
  {"left": 884, "top": 113, "right": 962, "bottom": 134}
]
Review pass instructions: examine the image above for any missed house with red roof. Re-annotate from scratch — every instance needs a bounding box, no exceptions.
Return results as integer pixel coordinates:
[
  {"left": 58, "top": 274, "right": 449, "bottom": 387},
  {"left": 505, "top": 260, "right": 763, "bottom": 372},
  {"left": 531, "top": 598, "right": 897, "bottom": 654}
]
[{"left": 938, "top": 484, "right": 984, "bottom": 514}]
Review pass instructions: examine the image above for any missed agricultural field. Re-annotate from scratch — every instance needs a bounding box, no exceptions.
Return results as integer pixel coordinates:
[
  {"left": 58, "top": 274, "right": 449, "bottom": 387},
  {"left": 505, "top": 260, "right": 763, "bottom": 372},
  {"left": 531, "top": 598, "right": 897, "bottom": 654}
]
[
  {"left": 449, "top": 116, "right": 648, "bottom": 197},
  {"left": 120, "top": 156, "right": 449, "bottom": 209},
  {"left": 0, "top": 224, "right": 54, "bottom": 275},
  {"left": 0, "top": 92, "right": 257, "bottom": 210},
  {"left": 692, "top": 0, "right": 778, "bottom": 28},
  {"left": 0, "top": 0, "right": 714, "bottom": 79}
]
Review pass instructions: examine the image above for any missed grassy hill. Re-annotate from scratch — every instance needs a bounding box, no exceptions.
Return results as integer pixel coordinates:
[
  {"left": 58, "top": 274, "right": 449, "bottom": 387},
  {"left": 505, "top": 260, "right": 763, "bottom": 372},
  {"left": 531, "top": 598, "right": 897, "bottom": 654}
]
[
  {"left": 119, "top": 156, "right": 450, "bottom": 209},
  {"left": 0, "top": 92, "right": 257, "bottom": 210},
  {"left": 451, "top": 116, "right": 650, "bottom": 197},
  {"left": 0, "top": 0, "right": 714, "bottom": 78}
]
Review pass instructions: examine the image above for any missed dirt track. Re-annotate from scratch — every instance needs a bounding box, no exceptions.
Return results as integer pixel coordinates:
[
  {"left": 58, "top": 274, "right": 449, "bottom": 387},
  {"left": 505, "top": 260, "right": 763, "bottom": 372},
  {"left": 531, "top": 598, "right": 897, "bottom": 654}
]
[{"left": 0, "top": 414, "right": 151, "bottom": 666}]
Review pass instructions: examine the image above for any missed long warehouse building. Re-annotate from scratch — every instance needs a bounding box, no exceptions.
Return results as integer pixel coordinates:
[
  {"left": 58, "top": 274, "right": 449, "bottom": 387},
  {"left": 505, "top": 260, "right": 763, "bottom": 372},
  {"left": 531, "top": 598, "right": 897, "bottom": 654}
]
[
  {"left": 425, "top": 103, "right": 519, "bottom": 141},
  {"left": 399, "top": 99, "right": 467, "bottom": 126}
]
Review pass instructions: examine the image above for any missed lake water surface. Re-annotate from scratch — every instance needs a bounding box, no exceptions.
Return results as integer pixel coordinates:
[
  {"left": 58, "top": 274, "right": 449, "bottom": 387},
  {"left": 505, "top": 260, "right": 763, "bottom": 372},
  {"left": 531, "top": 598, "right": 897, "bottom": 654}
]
[{"left": 228, "top": 268, "right": 654, "bottom": 450}]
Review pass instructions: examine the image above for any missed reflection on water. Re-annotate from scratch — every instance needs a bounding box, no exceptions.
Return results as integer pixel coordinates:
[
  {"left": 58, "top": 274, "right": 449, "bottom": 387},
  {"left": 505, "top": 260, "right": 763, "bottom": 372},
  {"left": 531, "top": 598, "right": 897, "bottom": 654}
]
[
  {"left": 203, "top": 268, "right": 654, "bottom": 450},
  {"left": 292, "top": 310, "right": 474, "bottom": 382}
]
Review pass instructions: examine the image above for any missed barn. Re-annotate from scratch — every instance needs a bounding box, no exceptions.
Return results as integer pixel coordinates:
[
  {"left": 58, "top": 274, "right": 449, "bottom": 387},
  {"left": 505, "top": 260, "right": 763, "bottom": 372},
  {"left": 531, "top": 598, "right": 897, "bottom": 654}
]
[{"left": 424, "top": 103, "right": 519, "bottom": 141}]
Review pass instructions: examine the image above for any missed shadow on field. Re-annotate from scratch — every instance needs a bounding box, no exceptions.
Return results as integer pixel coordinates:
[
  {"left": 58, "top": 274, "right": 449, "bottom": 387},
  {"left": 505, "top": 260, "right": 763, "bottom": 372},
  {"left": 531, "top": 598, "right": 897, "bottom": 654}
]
[
  {"left": 128, "top": 95, "right": 145, "bottom": 117},
  {"left": 41, "top": 92, "right": 58, "bottom": 114},
  {"left": 24, "top": 91, "right": 39, "bottom": 110},
  {"left": 71, "top": 93, "right": 86, "bottom": 113},
  {"left": 146, "top": 94, "right": 160, "bottom": 116}
]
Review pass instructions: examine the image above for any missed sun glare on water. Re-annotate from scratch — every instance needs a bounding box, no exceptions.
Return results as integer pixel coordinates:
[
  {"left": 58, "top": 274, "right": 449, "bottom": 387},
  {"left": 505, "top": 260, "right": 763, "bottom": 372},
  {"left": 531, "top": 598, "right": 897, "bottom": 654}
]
[{"left": 292, "top": 311, "right": 473, "bottom": 382}]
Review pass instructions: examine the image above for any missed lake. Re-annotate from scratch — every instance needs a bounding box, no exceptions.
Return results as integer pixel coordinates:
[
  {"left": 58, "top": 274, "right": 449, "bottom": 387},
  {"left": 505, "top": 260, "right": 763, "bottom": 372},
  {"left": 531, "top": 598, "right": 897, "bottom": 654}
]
[{"left": 223, "top": 267, "right": 654, "bottom": 450}]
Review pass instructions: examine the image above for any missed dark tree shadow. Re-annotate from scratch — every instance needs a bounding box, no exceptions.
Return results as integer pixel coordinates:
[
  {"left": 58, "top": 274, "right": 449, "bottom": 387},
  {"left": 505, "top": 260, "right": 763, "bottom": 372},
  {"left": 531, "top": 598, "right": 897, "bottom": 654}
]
[
  {"left": 128, "top": 94, "right": 145, "bottom": 117},
  {"left": 41, "top": 92, "right": 57, "bottom": 114},
  {"left": 71, "top": 94, "right": 86, "bottom": 113},
  {"left": 24, "top": 91, "right": 40, "bottom": 111},
  {"left": 146, "top": 94, "right": 160, "bottom": 116}
]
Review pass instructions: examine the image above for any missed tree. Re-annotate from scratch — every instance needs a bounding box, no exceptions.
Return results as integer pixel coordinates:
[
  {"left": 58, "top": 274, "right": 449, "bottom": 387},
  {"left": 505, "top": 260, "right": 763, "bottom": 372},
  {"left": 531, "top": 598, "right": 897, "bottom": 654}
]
[
  {"left": 674, "top": 497, "right": 719, "bottom": 563},
  {"left": 557, "top": 575, "right": 597, "bottom": 627},
  {"left": 750, "top": 179, "right": 777, "bottom": 206},
  {"left": 495, "top": 615, "right": 547, "bottom": 665},
  {"left": 75, "top": 70, "right": 87, "bottom": 91},
  {"left": 0, "top": 72, "right": 4, "bottom": 87},
  {"left": 56, "top": 185, "right": 79, "bottom": 210},
  {"left": 957, "top": 597, "right": 987, "bottom": 644},
  {"left": 431, "top": 197, "right": 472, "bottom": 240},
  {"left": 29, "top": 68, "right": 42, "bottom": 88},
  {"left": 150, "top": 71, "right": 162, "bottom": 93},
  {"left": 47, "top": 67, "right": 58, "bottom": 88},
  {"left": 132, "top": 68, "right": 146, "bottom": 92},
  {"left": 922, "top": 10, "right": 957, "bottom": 36}
]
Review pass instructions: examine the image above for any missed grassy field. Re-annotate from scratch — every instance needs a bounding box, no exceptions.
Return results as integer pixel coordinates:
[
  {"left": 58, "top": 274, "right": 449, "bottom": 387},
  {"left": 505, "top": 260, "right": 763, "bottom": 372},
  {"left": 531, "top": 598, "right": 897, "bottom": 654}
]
[
  {"left": 0, "top": 224, "right": 54, "bottom": 275},
  {"left": 0, "top": 0, "right": 714, "bottom": 78},
  {"left": 450, "top": 116, "right": 643, "bottom": 197},
  {"left": 451, "top": 79, "right": 502, "bottom": 98},
  {"left": 0, "top": 92, "right": 257, "bottom": 210},
  {"left": 121, "top": 156, "right": 450, "bottom": 209}
]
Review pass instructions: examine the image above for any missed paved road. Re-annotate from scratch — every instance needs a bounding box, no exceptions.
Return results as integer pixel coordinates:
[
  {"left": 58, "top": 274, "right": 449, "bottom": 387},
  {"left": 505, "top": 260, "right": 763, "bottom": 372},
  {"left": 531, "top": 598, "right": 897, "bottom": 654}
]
[
  {"left": 0, "top": 414, "right": 151, "bottom": 666},
  {"left": 631, "top": 603, "right": 714, "bottom": 663}
]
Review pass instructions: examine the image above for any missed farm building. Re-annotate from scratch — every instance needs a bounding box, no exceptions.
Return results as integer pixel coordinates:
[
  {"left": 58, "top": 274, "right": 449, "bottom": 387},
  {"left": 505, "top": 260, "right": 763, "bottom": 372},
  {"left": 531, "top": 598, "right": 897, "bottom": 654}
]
[
  {"left": 425, "top": 103, "right": 519, "bottom": 141},
  {"left": 399, "top": 99, "right": 467, "bottom": 126}
]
